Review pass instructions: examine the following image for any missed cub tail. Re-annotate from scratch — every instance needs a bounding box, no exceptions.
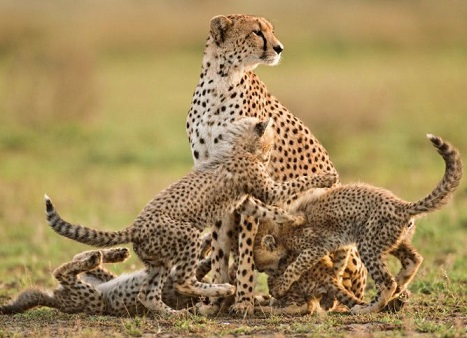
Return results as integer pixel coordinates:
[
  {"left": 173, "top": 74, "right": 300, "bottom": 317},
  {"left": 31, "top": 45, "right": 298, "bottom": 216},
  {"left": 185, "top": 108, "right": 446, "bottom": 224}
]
[
  {"left": 0, "top": 289, "right": 56, "bottom": 314},
  {"left": 405, "top": 134, "right": 463, "bottom": 217},
  {"left": 45, "top": 195, "right": 132, "bottom": 247}
]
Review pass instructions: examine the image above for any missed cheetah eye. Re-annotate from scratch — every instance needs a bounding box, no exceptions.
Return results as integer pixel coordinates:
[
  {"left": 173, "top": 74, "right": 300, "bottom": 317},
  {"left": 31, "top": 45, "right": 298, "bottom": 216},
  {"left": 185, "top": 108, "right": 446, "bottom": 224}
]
[{"left": 253, "top": 30, "right": 264, "bottom": 37}]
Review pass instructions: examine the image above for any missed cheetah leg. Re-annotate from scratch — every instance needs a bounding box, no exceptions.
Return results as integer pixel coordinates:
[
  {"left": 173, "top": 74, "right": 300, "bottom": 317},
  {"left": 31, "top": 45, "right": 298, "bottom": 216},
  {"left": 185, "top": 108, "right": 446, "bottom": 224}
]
[
  {"left": 201, "top": 213, "right": 236, "bottom": 315},
  {"left": 269, "top": 246, "right": 328, "bottom": 299},
  {"left": 236, "top": 196, "right": 304, "bottom": 226},
  {"left": 391, "top": 241, "right": 423, "bottom": 294},
  {"left": 174, "top": 238, "right": 235, "bottom": 298},
  {"left": 81, "top": 248, "right": 130, "bottom": 283},
  {"left": 383, "top": 241, "right": 423, "bottom": 312},
  {"left": 351, "top": 250, "right": 397, "bottom": 314},
  {"left": 53, "top": 250, "right": 103, "bottom": 282},
  {"left": 331, "top": 247, "right": 351, "bottom": 286},
  {"left": 261, "top": 174, "right": 338, "bottom": 205},
  {"left": 53, "top": 251, "right": 105, "bottom": 314},
  {"left": 256, "top": 280, "right": 311, "bottom": 315},
  {"left": 138, "top": 265, "right": 180, "bottom": 316},
  {"left": 229, "top": 214, "right": 258, "bottom": 316},
  {"left": 328, "top": 277, "right": 366, "bottom": 311}
]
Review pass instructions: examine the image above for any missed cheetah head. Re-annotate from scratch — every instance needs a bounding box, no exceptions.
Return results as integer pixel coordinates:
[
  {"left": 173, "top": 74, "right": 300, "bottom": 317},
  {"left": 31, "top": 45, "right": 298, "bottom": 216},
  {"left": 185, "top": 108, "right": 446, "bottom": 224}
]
[
  {"left": 254, "top": 233, "right": 290, "bottom": 276},
  {"left": 221, "top": 117, "right": 274, "bottom": 162},
  {"left": 209, "top": 14, "right": 284, "bottom": 71}
]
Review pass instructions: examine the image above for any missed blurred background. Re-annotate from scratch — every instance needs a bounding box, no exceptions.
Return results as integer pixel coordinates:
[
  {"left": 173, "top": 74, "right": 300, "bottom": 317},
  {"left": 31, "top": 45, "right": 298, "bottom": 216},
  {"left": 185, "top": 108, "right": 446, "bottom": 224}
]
[{"left": 0, "top": 0, "right": 466, "bottom": 293}]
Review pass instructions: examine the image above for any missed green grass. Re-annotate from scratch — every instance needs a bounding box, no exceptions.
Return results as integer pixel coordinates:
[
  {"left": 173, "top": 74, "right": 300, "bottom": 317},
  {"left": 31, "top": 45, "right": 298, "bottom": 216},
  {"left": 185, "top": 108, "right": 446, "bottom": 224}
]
[{"left": 0, "top": 1, "right": 466, "bottom": 336}]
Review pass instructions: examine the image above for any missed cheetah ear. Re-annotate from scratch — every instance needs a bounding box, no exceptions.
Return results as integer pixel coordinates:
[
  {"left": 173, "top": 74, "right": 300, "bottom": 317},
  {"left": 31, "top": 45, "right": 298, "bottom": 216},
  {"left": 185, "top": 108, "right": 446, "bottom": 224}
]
[
  {"left": 210, "top": 15, "right": 232, "bottom": 44},
  {"left": 261, "top": 235, "right": 277, "bottom": 252},
  {"left": 254, "top": 119, "right": 272, "bottom": 137}
]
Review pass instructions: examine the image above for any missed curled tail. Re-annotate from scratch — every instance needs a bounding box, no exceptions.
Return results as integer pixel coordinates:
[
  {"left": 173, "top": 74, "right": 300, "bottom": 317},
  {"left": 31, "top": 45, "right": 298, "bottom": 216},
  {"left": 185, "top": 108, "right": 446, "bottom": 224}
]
[
  {"left": 45, "top": 195, "right": 132, "bottom": 247},
  {"left": 405, "top": 134, "right": 463, "bottom": 217},
  {"left": 0, "top": 289, "right": 56, "bottom": 314}
]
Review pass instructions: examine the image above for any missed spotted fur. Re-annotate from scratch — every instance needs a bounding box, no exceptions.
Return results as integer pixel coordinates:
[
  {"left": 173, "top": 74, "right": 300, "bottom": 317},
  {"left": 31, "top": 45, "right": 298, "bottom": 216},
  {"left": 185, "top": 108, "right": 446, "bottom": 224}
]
[
  {"left": 0, "top": 246, "right": 214, "bottom": 316},
  {"left": 186, "top": 14, "right": 339, "bottom": 315},
  {"left": 239, "top": 134, "right": 462, "bottom": 313},
  {"left": 45, "top": 117, "right": 336, "bottom": 316}
]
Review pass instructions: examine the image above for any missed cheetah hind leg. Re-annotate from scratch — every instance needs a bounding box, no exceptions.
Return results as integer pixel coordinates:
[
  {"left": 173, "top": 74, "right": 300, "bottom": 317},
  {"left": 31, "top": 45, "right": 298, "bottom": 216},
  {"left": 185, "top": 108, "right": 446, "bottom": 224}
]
[
  {"left": 53, "top": 250, "right": 103, "bottom": 282},
  {"left": 82, "top": 248, "right": 131, "bottom": 283},
  {"left": 351, "top": 250, "right": 397, "bottom": 314},
  {"left": 382, "top": 241, "right": 423, "bottom": 312},
  {"left": 138, "top": 266, "right": 184, "bottom": 316}
]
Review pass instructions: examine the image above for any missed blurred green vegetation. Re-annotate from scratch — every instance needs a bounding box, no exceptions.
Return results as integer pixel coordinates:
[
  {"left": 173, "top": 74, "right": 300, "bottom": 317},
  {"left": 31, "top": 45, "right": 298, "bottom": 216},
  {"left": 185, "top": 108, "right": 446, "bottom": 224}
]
[{"left": 0, "top": 0, "right": 465, "bottom": 311}]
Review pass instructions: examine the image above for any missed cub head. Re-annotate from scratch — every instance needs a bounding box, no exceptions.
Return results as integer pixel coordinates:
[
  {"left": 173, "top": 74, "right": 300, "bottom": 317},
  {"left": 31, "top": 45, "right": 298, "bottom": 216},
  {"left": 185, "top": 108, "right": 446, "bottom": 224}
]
[
  {"left": 209, "top": 14, "right": 283, "bottom": 70},
  {"left": 213, "top": 117, "right": 274, "bottom": 163},
  {"left": 253, "top": 233, "right": 290, "bottom": 276}
]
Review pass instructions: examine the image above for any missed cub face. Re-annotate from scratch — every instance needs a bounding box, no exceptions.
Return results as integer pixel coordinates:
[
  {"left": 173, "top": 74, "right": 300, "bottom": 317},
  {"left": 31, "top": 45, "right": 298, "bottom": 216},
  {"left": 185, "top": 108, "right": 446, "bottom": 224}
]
[{"left": 210, "top": 14, "right": 284, "bottom": 69}]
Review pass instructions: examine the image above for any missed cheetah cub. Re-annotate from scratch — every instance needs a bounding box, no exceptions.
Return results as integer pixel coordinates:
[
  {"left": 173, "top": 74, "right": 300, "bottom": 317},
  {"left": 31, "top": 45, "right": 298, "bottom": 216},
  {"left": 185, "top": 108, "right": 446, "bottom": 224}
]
[
  {"left": 238, "top": 134, "right": 462, "bottom": 314},
  {"left": 252, "top": 230, "right": 367, "bottom": 315},
  {"left": 45, "top": 117, "right": 336, "bottom": 316},
  {"left": 0, "top": 244, "right": 212, "bottom": 316}
]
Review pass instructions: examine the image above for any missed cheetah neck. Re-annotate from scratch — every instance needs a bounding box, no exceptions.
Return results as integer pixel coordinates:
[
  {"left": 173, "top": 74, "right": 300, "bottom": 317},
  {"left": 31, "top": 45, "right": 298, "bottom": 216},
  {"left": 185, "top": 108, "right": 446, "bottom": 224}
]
[{"left": 187, "top": 44, "right": 273, "bottom": 165}]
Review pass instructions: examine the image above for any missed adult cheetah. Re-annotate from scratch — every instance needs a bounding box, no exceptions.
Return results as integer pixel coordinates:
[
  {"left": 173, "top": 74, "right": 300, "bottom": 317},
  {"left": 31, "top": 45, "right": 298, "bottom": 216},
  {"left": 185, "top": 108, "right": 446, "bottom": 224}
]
[
  {"left": 0, "top": 243, "right": 212, "bottom": 316},
  {"left": 186, "top": 14, "right": 340, "bottom": 314},
  {"left": 45, "top": 117, "right": 336, "bottom": 316},
  {"left": 237, "top": 134, "right": 463, "bottom": 314}
]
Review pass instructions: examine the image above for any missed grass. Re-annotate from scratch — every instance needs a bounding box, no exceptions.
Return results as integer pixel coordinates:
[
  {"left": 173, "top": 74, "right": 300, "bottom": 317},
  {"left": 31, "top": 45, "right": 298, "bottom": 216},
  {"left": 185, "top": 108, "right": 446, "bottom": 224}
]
[{"left": 0, "top": 0, "right": 466, "bottom": 336}]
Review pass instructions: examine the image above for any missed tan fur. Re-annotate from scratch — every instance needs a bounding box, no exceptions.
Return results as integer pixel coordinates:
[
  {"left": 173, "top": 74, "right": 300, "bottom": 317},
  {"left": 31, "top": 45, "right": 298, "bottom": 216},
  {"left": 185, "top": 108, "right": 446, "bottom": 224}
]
[
  {"left": 0, "top": 247, "right": 212, "bottom": 316},
  {"left": 240, "top": 135, "right": 462, "bottom": 314},
  {"left": 186, "top": 14, "right": 339, "bottom": 315},
  {"left": 45, "top": 117, "right": 336, "bottom": 316}
]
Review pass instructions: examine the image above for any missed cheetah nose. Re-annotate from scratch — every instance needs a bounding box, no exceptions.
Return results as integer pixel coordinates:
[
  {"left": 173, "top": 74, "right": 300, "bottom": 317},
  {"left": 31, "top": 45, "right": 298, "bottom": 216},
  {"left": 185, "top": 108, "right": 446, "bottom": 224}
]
[{"left": 273, "top": 44, "right": 283, "bottom": 54}]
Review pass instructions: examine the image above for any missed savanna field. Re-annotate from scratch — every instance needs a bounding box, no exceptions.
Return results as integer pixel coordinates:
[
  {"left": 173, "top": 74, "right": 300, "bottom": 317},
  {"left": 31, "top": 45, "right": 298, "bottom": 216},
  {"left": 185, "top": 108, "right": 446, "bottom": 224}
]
[{"left": 0, "top": 1, "right": 466, "bottom": 337}]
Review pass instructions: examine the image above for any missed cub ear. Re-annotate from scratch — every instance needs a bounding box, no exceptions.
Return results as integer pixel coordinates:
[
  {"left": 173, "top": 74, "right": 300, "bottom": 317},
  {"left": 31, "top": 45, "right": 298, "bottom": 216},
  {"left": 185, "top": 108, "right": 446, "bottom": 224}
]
[
  {"left": 210, "top": 15, "right": 232, "bottom": 44},
  {"left": 261, "top": 235, "right": 277, "bottom": 252},
  {"left": 254, "top": 118, "right": 272, "bottom": 137}
]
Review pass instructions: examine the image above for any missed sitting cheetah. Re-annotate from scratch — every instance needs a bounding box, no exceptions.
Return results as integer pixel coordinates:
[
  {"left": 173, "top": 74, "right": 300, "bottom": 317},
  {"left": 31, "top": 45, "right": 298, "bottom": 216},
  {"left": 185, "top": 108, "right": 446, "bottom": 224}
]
[
  {"left": 44, "top": 117, "right": 337, "bottom": 316},
  {"left": 186, "top": 13, "right": 340, "bottom": 314},
  {"left": 0, "top": 244, "right": 212, "bottom": 316},
  {"left": 238, "top": 134, "right": 463, "bottom": 314}
]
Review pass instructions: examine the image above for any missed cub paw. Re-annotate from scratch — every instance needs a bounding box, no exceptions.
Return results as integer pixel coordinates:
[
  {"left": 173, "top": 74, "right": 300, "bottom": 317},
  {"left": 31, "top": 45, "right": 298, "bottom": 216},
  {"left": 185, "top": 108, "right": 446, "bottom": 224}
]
[{"left": 382, "top": 290, "right": 411, "bottom": 313}]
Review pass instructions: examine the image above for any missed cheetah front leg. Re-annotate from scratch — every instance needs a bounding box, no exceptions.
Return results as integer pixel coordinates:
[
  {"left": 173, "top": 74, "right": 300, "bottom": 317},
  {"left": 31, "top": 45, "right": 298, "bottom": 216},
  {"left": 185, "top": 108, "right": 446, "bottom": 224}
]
[
  {"left": 236, "top": 195, "right": 304, "bottom": 226},
  {"left": 229, "top": 214, "right": 258, "bottom": 316},
  {"left": 269, "top": 247, "right": 328, "bottom": 299}
]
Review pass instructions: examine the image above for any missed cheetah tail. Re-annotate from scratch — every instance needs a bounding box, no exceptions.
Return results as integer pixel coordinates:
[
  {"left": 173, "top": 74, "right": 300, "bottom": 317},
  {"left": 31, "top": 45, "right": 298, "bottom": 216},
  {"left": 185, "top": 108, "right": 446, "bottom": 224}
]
[
  {"left": 405, "top": 134, "right": 463, "bottom": 217},
  {"left": 45, "top": 195, "right": 132, "bottom": 247},
  {"left": 0, "top": 288, "right": 57, "bottom": 314}
]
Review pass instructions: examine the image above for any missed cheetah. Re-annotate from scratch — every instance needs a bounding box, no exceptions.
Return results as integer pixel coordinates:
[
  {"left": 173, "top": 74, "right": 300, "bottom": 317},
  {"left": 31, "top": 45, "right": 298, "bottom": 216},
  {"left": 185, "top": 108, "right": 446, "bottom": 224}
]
[
  {"left": 0, "top": 244, "right": 212, "bottom": 316},
  {"left": 44, "top": 117, "right": 337, "bottom": 316},
  {"left": 186, "top": 13, "right": 340, "bottom": 314},
  {"left": 253, "top": 238, "right": 367, "bottom": 315},
  {"left": 237, "top": 134, "right": 463, "bottom": 314},
  {"left": 245, "top": 203, "right": 367, "bottom": 315}
]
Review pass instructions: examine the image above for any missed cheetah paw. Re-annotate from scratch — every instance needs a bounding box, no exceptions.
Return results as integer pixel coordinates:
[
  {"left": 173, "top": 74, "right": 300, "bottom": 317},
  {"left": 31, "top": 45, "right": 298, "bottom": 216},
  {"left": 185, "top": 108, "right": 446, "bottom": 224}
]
[
  {"left": 229, "top": 301, "right": 254, "bottom": 317},
  {"left": 382, "top": 290, "right": 411, "bottom": 313}
]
